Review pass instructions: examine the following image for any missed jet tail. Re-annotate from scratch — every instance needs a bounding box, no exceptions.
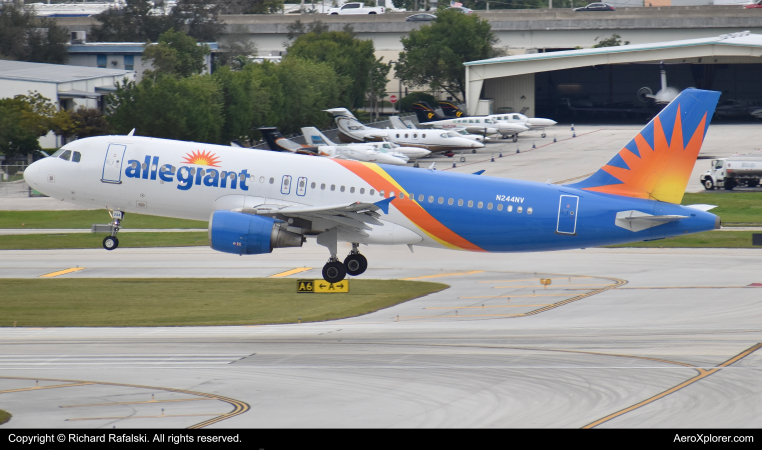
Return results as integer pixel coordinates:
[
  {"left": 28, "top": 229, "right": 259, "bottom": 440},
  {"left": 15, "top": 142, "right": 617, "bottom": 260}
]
[
  {"left": 258, "top": 127, "right": 317, "bottom": 154},
  {"left": 412, "top": 101, "right": 446, "bottom": 123},
  {"left": 438, "top": 101, "right": 466, "bottom": 118},
  {"left": 388, "top": 116, "right": 412, "bottom": 130},
  {"left": 567, "top": 89, "right": 720, "bottom": 204},
  {"left": 301, "top": 127, "right": 336, "bottom": 146}
]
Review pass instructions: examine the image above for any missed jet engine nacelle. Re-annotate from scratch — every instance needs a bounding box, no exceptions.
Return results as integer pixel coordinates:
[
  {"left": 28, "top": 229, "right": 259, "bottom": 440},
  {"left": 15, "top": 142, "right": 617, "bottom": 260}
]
[{"left": 209, "top": 210, "right": 304, "bottom": 255}]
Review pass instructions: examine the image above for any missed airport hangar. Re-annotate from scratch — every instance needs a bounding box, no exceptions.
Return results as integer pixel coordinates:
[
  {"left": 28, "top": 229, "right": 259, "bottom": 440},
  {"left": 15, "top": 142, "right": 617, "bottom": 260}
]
[{"left": 463, "top": 32, "right": 762, "bottom": 119}]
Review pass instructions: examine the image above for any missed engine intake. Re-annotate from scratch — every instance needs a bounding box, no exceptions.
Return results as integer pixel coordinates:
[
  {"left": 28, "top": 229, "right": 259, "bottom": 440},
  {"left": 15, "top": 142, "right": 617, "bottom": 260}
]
[{"left": 209, "top": 210, "right": 304, "bottom": 255}]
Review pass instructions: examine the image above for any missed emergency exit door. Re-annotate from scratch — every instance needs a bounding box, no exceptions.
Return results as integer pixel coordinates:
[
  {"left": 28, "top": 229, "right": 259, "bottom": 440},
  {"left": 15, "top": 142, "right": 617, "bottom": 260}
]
[
  {"left": 556, "top": 195, "right": 579, "bottom": 235},
  {"left": 102, "top": 144, "right": 126, "bottom": 183}
]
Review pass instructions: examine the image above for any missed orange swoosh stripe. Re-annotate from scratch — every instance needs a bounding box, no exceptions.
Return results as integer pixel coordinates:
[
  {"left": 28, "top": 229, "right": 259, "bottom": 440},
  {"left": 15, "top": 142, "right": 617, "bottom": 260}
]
[{"left": 334, "top": 160, "right": 485, "bottom": 252}]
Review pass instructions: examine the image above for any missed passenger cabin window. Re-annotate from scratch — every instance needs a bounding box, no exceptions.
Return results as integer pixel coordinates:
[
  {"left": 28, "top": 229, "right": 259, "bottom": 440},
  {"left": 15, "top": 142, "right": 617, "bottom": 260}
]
[
  {"left": 370, "top": 189, "right": 375, "bottom": 195},
  {"left": 517, "top": 206, "right": 523, "bottom": 213},
  {"left": 478, "top": 201, "right": 483, "bottom": 209},
  {"left": 468, "top": 200, "right": 473, "bottom": 207},
  {"left": 507, "top": 205, "right": 513, "bottom": 212},
  {"left": 360, "top": 188, "right": 365, "bottom": 194},
  {"left": 269, "top": 177, "right": 274, "bottom": 184},
  {"left": 428, "top": 196, "right": 434, "bottom": 203},
  {"left": 527, "top": 207, "right": 533, "bottom": 214},
  {"left": 458, "top": 199, "right": 463, "bottom": 206},
  {"left": 497, "top": 204, "right": 503, "bottom": 211},
  {"left": 418, "top": 194, "right": 424, "bottom": 202},
  {"left": 340, "top": 186, "right": 345, "bottom": 192},
  {"left": 260, "top": 176, "right": 265, "bottom": 183}
]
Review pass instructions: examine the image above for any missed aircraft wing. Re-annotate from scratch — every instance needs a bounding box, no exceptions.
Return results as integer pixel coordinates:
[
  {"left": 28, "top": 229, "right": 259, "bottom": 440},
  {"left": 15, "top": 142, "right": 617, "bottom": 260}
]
[{"left": 240, "top": 198, "right": 392, "bottom": 236}]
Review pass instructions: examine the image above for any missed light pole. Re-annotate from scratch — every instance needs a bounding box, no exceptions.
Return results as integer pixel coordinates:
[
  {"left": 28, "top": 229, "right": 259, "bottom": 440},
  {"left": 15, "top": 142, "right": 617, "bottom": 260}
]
[{"left": 389, "top": 60, "right": 402, "bottom": 114}]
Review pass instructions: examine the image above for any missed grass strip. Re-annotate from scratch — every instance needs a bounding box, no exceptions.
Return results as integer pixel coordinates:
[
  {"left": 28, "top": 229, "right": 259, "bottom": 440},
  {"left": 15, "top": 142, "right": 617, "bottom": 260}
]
[
  {"left": 0, "top": 210, "right": 206, "bottom": 229},
  {"left": 0, "top": 410, "right": 10, "bottom": 425},
  {"left": 682, "top": 192, "right": 762, "bottom": 226},
  {"left": 607, "top": 230, "right": 760, "bottom": 248},
  {"left": 0, "top": 278, "right": 447, "bottom": 327},
  {"left": 0, "top": 232, "right": 208, "bottom": 250}
]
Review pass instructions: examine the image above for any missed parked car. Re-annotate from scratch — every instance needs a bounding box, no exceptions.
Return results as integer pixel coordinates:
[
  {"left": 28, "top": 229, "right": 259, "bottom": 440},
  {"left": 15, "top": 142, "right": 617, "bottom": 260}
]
[
  {"left": 326, "top": 2, "right": 385, "bottom": 14},
  {"left": 406, "top": 13, "right": 437, "bottom": 21},
  {"left": 573, "top": 3, "right": 615, "bottom": 11},
  {"left": 444, "top": 6, "right": 474, "bottom": 13},
  {"left": 744, "top": 0, "right": 762, "bottom": 8}
]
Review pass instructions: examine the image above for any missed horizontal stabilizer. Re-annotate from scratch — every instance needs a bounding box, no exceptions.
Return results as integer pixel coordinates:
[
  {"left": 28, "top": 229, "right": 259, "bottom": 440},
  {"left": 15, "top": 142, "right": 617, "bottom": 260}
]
[{"left": 615, "top": 210, "right": 688, "bottom": 232}]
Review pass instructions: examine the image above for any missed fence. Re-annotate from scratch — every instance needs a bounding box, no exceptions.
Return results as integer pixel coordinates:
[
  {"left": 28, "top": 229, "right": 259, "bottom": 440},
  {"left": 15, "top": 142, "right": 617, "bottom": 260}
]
[{"left": 0, "top": 165, "right": 44, "bottom": 198}]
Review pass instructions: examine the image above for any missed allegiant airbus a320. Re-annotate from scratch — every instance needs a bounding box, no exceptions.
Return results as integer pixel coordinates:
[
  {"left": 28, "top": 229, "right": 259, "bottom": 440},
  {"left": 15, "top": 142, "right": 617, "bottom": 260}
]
[{"left": 24, "top": 89, "right": 722, "bottom": 283}]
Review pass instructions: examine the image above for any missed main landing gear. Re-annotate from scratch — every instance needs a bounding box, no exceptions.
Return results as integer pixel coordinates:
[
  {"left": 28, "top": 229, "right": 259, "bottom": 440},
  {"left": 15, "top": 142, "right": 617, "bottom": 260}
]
[
  {"left": 102, "top": 210, "right": 124, "bottom": 251},
  {"left": 317, "top": 229, "right": 368, "bottom": 283},
  {"left": 322, "top": 244, "right": 368, "bottom": 283}
]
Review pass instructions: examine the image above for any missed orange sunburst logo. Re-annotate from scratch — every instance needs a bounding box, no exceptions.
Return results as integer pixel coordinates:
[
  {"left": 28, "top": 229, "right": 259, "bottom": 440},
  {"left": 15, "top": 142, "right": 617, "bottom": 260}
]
[
  {"left": 182, "top": 150, "right": 221, "bottom": 167},
  {"left": 584, "top": 105, "right": 707, "bottom": 205}
]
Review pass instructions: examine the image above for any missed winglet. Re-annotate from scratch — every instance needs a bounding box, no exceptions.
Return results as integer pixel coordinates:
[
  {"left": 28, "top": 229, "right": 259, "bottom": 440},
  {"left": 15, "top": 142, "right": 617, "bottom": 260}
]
[
  {"left": 472, "top": 170, "right": 485, "bottom": 175},
  {"left": 373, "top": 197, "right": 394, "bottom": 215},
  {"left": 127, "top": 128, "right": 135, "bottom": 136}
]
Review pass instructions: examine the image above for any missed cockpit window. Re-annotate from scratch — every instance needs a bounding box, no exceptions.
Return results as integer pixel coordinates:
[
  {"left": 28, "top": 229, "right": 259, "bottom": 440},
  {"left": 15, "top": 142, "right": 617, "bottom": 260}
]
[
  {"left": 59, "top": 150, "right": 72, "bottom": 161},
  {"left": 72, "top": 151, "right": 81, "bottom": 163},
  {"left": 51, "top": 148, "right": 67, "bottom": 157}
]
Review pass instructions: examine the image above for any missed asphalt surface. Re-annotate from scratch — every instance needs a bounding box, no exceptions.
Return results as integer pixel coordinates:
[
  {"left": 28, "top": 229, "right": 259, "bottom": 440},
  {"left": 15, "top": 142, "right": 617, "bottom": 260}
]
[
  {"left": 1, "top": 124, "right": 761, "bottom": 429},
  {"left": 1, "top": 243, "right": 761, "bottom": 428}
]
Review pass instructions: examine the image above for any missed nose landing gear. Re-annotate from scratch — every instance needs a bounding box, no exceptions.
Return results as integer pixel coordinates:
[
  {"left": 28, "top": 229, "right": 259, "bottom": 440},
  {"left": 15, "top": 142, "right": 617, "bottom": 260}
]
[{"left": 102, "top": 210, "right": 124, "bottom": 251}]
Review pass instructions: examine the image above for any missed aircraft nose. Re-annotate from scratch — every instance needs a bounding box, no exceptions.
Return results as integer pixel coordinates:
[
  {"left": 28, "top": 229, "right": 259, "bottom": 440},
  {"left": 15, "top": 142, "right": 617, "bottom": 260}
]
[{"left": 23, "top": 159, "right": 44, "bottom": 188}]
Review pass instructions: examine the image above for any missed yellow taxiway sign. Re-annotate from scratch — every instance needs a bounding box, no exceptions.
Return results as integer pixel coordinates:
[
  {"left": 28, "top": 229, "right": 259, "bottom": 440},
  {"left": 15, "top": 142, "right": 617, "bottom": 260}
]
[{"left": 297, "top": 279, "right": 349, "bottom": 293}]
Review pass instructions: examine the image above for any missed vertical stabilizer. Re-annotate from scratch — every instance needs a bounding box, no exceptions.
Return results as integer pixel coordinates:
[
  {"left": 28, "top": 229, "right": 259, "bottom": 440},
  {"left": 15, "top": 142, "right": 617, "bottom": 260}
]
[
  {"left": 301, "top": 127, "right": 335, "bottom": 146},
  {"left": 388, "top": 116, "right": 412, "bottom": 130},
  {"left": 567, "top": 89, "right": 720, "bottom": 204},
  {"left": 438, "top": 101, "right": 466, "bottom": 118},
  {"left": 258, "top": 127, "right": 303, "bottom": 153},
  {"left": 412, "top": 101, "right": 446, "bottom": 123}
]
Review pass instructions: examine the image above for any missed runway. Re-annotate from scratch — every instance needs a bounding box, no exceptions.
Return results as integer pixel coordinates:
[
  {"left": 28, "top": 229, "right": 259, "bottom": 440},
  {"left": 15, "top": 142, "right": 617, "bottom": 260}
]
[{"left": 1, "top": 243, "right": 761, "bottom": 428}]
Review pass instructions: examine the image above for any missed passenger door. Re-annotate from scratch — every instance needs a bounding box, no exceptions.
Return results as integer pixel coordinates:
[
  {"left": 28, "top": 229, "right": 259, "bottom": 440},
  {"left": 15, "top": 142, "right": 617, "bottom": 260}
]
[
  {"left": 556, "top": 195, "right": 579, "bottom": 235},
  {"left": 101, "top": 144, "right": 126, "bottom": 183}
]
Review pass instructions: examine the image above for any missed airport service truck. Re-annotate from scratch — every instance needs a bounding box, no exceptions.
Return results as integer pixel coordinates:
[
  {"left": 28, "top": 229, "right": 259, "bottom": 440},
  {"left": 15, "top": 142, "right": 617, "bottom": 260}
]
[
  {"left": 700, "top": 156, "right": 762, "bottom": 190},
  {"left": 327, "top": 2, "right": 385, "bottom": 14}
]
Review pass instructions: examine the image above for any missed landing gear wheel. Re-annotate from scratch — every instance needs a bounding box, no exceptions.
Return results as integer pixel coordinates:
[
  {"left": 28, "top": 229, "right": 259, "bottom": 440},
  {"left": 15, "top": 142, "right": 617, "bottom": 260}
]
[
  {"left": 322, "top": 261, "right": 346, "bottom": 283},
  {"left": 703, "top": 179, "right": 714, "bottom": 190},
  {"left": 103, "top": 236, "right": 119, "bottom": 250},
  {"left": 512, "top": 135, "right": 518, "bottom": 143},
  {"left": 460, "top": 156, "right": 466, "bottom": 162},
  {"left": 344, "top": 254, "right": 368, "bottom": 276},
  {"left": 541, "top": 133, "right": 547, "bottom": 138}
]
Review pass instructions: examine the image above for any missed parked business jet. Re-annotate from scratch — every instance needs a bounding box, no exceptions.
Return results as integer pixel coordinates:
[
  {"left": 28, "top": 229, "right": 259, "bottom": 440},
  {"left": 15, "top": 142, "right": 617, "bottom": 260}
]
[
  {"left": 438, "top": 101, "right": 558, "bottom": 141},
  {"left": 324, "top": 108, "right": 483, "bottom": 153},
  {"left": 301, "top": 126, "right": 431, "bottom": 161},
  {"left": 259, "top": 127, "right": 408, "bottom": 166},
  {"left": 24, "top": 89, "right": 721, "bottom": 284},
  {"left": 388, "top": 116, "right": 486, "bottom": 143},
  {"left": 412, "top": 102, "right": 529, "bottom": 139}
]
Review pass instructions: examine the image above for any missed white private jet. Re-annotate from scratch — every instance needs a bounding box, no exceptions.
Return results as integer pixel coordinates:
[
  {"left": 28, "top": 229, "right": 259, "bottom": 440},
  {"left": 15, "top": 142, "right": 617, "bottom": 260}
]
[
  {"left": 324, "top": 108, "right": 483, "bottom": 153},
  {"left": 388, "top": 116, "right": 487, "bottom": 144},
  {"left": 436, "top": 101, "right": 557, "bottom": 141},
  {"left": 412, "top": 102, "right": 530, "bottom": 140},
  {"left": 301, "top": 127, "right": 430, "bottom": 161},
  {"left": 260, "top": 127, "right": 407, "bottom": 166}
]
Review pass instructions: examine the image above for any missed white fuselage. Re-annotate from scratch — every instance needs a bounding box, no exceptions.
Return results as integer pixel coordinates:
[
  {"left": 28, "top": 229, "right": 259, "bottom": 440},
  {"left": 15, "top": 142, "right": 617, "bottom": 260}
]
[{"left": 22, "top": 136, "right": 435, "bottom": 247}]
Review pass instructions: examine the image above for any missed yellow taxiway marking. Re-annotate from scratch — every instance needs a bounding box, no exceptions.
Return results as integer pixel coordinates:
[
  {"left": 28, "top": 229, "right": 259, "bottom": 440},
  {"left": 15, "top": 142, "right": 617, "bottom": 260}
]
[
  {"left": 397, "top": 277, "right": 627, "bottom": 321},
  {"left": 424, "top": 304, "right": 552, "bottom": 310},
  {"left": 478, "top": 277, "right": 592, "bottom": 283},
  {"left": 493, "top": 283, "right": 612, "bottom": 289},
  {"left": 67, "top": 413, "right": 225, "bottom": 421},
  {"left": 0, "top": 382, "right": 93, "bottom": 394},
  {"left": 400, "top": 314, "right": 524, "bottom": 319},
  {"left": 0, "top": 376, "right": 249, "bottom": 429},
  {"left": 402, "top": 270, "right": 484, "bottom": 280},
  {"left": 460, "top": 293, "right": 572, "bottom": 299},
  {"left": 61, "top": 398, "right": 210, "bottom": 408},
  {"left": 584, "top": 342, "right": 762, "bottom": 429},
  {"left": 39, "top": 267, "right": 84, "bottom": 278},
  {"left": 269, "top": 267, "right": 312, "bottom": 278}
]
